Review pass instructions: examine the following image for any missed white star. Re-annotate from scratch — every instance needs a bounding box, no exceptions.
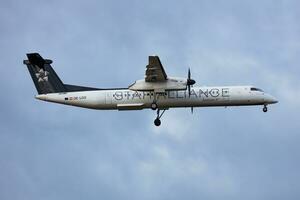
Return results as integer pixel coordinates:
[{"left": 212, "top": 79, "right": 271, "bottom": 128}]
[{"left": 35, "top": 69, "right": 49, "bottom": 82}]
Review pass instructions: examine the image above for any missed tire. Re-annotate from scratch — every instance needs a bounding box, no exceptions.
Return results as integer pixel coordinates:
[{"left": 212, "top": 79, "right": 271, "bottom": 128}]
[
  {"left": 154, "top": 118, "right": 161, "bottom": 126},
  {"left": 151, "top": 103, "right": 158, "bottom": 110},
  {"left": 263, "top": 106, "right": 268, "bottom": 112}
]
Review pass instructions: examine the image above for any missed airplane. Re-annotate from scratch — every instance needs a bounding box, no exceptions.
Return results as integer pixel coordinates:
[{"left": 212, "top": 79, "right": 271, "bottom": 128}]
[{"left": 23, "top": 53, "right": 278, "bottom": 126}]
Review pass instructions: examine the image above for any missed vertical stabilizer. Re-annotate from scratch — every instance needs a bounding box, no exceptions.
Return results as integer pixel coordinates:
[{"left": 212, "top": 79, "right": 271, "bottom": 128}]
[{"left": 23, "top": 53, "right": 66, "bottom": 94}]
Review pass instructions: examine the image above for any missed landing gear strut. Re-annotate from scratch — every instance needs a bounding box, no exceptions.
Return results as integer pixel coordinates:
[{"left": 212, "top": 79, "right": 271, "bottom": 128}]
[
  {"left": 263, "top": 105, "right": 268, "bottom": 112},
  {"left": 154, "top": 109, "right": 166, "bottom": 126},
  {"left": 151, "top": 93, "right": 159, "bottom": 110}
]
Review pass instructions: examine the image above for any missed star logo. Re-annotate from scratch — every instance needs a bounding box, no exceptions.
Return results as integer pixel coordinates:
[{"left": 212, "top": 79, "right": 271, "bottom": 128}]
[{"left": 35, "top": 69, "right": 49, "bottom": 82}]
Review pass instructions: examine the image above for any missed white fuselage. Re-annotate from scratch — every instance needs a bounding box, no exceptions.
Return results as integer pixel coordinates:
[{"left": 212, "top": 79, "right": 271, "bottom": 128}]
[{"left": 35, "top": 85, "right": 277, "bottom": 110}]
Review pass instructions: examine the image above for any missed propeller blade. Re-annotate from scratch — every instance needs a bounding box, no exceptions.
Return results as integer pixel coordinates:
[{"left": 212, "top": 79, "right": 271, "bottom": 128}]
[
  {"left": 187, "top": 68, "right": 196, "bottom": 86},
  {"left": 191, "top": 107, "right": 194, "bottom": 114},
  {"left": 187, "top": 68, "right": 196, "bottom": 97}
]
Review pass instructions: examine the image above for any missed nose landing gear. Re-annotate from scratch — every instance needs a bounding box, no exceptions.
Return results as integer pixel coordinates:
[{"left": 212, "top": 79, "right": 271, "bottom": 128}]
[
  {"left": 263, "top": 105, "right": 268, "bottom": 112},
  {"left": 154, "top": 109, "right": 166, "bottom": 126}
]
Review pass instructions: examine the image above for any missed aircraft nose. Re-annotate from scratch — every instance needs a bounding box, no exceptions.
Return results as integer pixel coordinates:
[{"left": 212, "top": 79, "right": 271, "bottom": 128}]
[{"left": 265, "top": 94, "right": 278, "bottom": 104}]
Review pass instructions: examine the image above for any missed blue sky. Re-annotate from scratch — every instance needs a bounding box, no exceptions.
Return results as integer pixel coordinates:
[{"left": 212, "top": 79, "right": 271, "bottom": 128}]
[{"left": 1, "top": 0, "right": 300, "bottom": 199}]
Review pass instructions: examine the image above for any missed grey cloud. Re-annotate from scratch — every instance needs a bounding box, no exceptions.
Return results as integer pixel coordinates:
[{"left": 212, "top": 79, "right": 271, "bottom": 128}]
[{"left": 1, "top": 0, "right": 300, "bottom": 200}]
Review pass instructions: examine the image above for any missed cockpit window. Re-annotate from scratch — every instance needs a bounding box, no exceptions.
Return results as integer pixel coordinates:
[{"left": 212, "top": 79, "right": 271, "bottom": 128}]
[{"left": 251, "top": 87, "right": 264, "bottom": 92}]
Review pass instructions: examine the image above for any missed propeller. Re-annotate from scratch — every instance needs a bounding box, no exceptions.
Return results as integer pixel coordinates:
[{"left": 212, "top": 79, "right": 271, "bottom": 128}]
[
  {"left": 191, "top": 107, "right": 194, "bottom": 114},
  {"left": 187, "top": 68, "right": 196, "bottom": 97}
]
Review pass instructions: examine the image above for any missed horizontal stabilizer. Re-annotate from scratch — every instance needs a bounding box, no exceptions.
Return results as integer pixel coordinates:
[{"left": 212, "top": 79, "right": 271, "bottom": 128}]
[{"left": 26, "top": 53, "right": 53, "bottom": 69}]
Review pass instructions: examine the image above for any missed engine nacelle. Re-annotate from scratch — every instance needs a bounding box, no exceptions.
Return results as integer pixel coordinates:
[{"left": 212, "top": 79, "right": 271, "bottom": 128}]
[{"left": 128, "top": 77, "right": 187, "bottom": 92}]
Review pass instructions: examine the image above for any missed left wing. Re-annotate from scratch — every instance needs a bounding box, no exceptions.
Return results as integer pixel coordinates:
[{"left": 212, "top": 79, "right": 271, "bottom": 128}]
[
  {"left": 129, "top": 55, "right": 187, "bottom": 92},
  {"left": 145, "top": 56, "right": 167, "bottom": 82}
]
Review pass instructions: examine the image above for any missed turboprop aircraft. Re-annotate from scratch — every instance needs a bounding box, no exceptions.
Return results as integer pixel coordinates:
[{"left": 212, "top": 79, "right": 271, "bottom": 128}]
[{"left": 23, "top": 53, "right": 278, "bottom": 126}]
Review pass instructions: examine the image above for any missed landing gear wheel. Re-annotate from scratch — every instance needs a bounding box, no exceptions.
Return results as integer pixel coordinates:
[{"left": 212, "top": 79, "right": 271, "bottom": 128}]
[
  {"left": 151, "top": 102, "right": 158, "bottom": 110},
  {"left": 154, "top": 118, "right": 161, "bottom": 126},
  {"left": 153, "top": 109, "right": 166, "bottom": 126},
  {"left": 263, "top": 105, "right": 268, "bottom": 112}
]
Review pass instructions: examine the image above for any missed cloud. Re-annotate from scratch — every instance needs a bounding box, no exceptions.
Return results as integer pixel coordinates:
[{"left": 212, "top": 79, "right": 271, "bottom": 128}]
[{"left": 1, "top": 0, "right": 300, "bottom": 200}]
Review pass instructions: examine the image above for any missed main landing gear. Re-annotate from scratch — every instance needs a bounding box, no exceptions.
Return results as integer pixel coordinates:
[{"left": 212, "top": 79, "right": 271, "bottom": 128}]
[
  {"left": 154, "top": 109, "right": 166, "bottom": 126},
  {"left": 263, "top": 105, "right": 268, "bottom": 112},
  {"left": 150, "top": 92, "right": 167, "bottom": 126}
]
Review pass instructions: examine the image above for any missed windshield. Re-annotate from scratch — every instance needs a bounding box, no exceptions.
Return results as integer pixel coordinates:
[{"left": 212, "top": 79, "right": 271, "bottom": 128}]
[{"left": 250, "top": 87, "right": 264, "bottom": 92}]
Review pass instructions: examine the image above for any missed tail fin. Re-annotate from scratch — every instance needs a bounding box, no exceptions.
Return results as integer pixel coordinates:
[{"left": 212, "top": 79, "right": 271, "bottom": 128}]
[
  {"left": 23, "top": 53, "right": 66, "bottom": 94},
  {"left": 24, "top": 53, "right": 101, "bottom": 94}
]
